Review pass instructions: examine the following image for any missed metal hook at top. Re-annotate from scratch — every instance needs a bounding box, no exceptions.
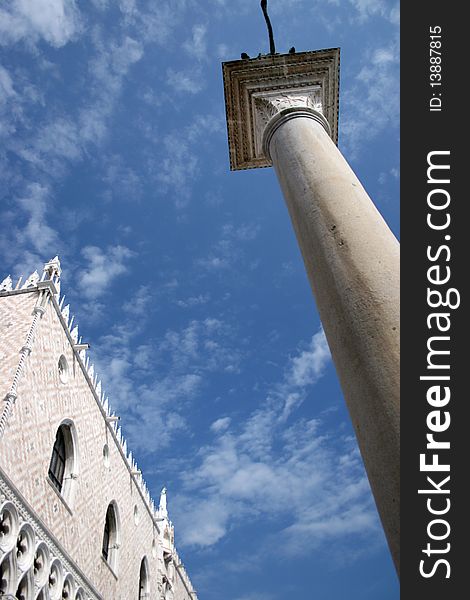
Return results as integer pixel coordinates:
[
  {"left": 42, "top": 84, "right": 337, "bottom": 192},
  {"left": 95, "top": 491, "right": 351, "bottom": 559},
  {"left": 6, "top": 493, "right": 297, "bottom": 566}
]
[{"left": 260, "top": 0, "right": 276, "bottom": 55}]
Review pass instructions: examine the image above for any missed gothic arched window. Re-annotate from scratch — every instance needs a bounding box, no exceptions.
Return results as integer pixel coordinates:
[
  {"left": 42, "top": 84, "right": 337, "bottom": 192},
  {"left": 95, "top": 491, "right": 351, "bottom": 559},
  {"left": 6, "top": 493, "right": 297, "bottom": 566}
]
[
  {"left": 47, "top": 422, "right": 79, "bottom": 506},
  {"left": 102, "top": 503, "right": 120, "bottom": 573},
  {"left": 138, "top": 557, "right": 150, "bottom": 599},
  {"left": 48, "top": 427, "right": 66, "bottom": 491}
]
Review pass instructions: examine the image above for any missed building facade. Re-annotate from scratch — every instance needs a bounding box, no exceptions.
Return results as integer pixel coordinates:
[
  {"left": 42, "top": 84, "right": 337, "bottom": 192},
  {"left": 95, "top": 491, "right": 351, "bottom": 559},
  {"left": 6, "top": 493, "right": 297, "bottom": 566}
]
[{"left": 0, "top": 257, "right": 198, "bottom": 600}]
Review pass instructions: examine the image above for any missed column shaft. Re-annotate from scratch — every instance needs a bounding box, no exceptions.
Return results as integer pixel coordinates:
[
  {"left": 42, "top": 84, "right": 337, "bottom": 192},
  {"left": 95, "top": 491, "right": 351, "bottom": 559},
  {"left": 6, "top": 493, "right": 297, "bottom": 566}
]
[{"left": 269, "top": 115, "right": 400, "bottom": 573}]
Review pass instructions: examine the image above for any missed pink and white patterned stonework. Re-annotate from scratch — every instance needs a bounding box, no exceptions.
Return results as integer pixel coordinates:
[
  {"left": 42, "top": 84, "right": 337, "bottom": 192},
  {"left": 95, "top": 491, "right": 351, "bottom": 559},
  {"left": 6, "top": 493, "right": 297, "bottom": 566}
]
[{"left": 0, "top": 258, "right": 197, "bottom": 600}]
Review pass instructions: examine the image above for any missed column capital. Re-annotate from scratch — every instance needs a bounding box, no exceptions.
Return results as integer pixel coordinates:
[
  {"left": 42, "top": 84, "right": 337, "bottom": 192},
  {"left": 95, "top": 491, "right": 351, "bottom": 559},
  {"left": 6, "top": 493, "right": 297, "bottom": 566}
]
[
  {"left": 222, "top": 48, "right": 340, "bottom": 170},
  {"left": 253, "top": 90, "right": 331, "bottom": 161}
]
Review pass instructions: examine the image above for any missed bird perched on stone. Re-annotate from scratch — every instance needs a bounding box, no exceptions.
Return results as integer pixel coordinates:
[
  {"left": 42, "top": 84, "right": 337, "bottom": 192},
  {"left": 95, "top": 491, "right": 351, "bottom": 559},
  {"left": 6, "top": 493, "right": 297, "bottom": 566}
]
[
  {"left": 241, "top": 52, "right": 250, "bottom": 59},
  {"left": 289, "top": 46, "right": 296, "bottom": 54}
]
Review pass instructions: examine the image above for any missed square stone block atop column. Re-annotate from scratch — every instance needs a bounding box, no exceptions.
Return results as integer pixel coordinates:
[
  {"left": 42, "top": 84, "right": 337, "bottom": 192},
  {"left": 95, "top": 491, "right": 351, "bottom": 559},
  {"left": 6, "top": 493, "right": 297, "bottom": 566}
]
[{"left": 222, "top": 48, "right": 340, "bottom": 171}]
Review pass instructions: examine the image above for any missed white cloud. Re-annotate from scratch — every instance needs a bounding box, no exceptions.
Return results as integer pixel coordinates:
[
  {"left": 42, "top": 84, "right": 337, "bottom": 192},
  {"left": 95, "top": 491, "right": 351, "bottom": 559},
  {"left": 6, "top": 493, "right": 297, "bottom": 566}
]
[
  {"left": 176, "top": 496, "right": 231, "bottom": 547},
  {"left": 176, "top": 294, "right": 211, "bottom": 309},
  {"left": 119, "top": 0, "right": 137, "bottom": 16},
  {"left": 122, "top": 285, "right": 152, "bottom": 316},
  {"left": 78, "top": 245, "right": 135, "bottom": 299},
  {"left": 174, "top": 415, "right": 376, "bottom": 552},
  {"left": 266, "top": 327, "right": 331, "bottom": 422},
  {"left": 196, "top": 256, "right": 229, "bottom": 271},
  {"left": 0, "top": 0, "right": 83, "bottom": 48},
  {"left": 211, "top": 417, "right": 231, "bottom": 433},
  {"left": 110, "top": 35, "right": 143, "bottom": 75},
  {"left": 168, "top": 327, "right": 373, "bottom": 555},
  {"left": 183, "top": 24, "right": 207, "bottom": 61},
  {"left": 0, "top": 66, "right": 19, "bottom": 139},
  {"left": 287, "top": 328, "right": 331, "bottom": 388},
  {"left": 166, "top": 68, "right": 204, "bottom": 94}
]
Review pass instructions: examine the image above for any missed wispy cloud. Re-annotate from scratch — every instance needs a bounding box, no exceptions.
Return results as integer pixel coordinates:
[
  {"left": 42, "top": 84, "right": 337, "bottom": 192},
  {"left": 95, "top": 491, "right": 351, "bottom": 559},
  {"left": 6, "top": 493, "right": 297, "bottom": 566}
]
[
  {"left": 153, "top": 114, "right": 224, "bottom": 206},
  {"left": 16, "top": 183, "right": 59, "bottom": 255},
  {"left": 87, "top": 314, "right": 244, "bottom": 459},
  {"left": 0, "top": 65, "right": 15, "bottom": 103},
  {"left": 176, "top": 294, "right": 211, "bottom": 309},
  {"left": 173, "top": 382, "right": 376, "bottom": 558},
  {"left": 122, "top": 284, "right": 152, "bottom": 316},
  {"left": 79, "top": 33, "right": 144, "bottom": 145},
  {"left": 196, "top": 222, "right": 260, "bottom": 273},
  {"left": 102, "top": 154, "right": 143, "bottom": 201},
  {"left": 166, "top": 68, "right": 205, "bottom": 94},
  {"left": 18, "top": 117, "right": 83, "bottom": 177},
  {"left": 341, "top": 40, "right": 399, "bottom": 157},
  {"left": 0, "top": 182, "right": 61, "bottom": 275},
  {"left": 278, "top": 327, "right": 331, "bottom": 419},
  {"left": 349, "top": 0, "right": 399, "bottom": 24}
]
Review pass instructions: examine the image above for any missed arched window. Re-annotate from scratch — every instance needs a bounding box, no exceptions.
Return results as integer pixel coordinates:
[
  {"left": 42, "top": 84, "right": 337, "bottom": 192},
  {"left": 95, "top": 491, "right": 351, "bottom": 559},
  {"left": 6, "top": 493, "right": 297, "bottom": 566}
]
[
  {"left": 102, "top": 503, "right": 120, "bottom": 573},
  {"left": 47, "top": 422, "right": 79, "bottom": 505},
  {"left": 102, "top": 509, "right": 111, "bottom": 560},
  {"left": 138, "top": 557, "right": 150, "bottom": 599},
  {"left": 0, "top": 550, "right": 16, "bottom": 596},
  {"left": 48, "top": 427, "right": 66, "bottom": 491}
]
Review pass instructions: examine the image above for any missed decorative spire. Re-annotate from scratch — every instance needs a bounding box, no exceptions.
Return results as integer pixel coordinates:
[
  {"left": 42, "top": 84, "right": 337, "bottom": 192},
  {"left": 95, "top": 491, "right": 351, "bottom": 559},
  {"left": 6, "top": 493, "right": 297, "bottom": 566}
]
[
  {"left": 70, "top": 325, "right": 79, "bottom": 344},
  {"left": 21, "top": 270, "right": 40, "bottom": 289},
  {"left": 159, "top": 487, "right": 168, "bottom": 518},
  {"left": 61, "top": 304, "right": 70, "bottom": 324},
  {"left": 42, "top": 256, "right": 61, "bottom": 279},
  {"left": 41, "top": 256, "right": 61, "bottom": 296}
]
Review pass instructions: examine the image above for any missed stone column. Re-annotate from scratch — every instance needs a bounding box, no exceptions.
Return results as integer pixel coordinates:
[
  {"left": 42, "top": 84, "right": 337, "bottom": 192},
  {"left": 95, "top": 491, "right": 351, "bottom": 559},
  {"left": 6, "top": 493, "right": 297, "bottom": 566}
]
[
  {"left": 265, "top": 102, "right": 400, "bottom": 572},
  {"left": 222, "top": 50, "right": 399, "bottom": 573}
]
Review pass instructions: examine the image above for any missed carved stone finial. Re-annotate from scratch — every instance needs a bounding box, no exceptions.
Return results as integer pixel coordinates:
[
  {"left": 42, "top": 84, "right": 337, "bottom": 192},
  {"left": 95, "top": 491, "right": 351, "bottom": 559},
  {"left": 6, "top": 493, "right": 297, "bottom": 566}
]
[
  {"left": 42, "top": 256, "right": 61, "bottom": 281},
  {"left": 0, "top": 275, "right": 13, "bottom": 292}
]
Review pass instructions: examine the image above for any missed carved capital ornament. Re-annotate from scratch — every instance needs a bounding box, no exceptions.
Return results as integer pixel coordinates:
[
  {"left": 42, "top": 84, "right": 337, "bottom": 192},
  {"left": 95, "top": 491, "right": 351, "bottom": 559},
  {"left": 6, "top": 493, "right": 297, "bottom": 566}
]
[{"left": 222, "top": 48, "right": 340, "bottom": 170}]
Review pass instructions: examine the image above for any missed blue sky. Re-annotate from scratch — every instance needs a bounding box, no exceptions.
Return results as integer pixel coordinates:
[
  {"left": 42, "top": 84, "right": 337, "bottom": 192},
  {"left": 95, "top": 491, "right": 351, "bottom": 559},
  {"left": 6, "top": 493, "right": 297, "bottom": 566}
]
[{"left": 0, "top": 1, "right": 399, "bottom": 598}]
